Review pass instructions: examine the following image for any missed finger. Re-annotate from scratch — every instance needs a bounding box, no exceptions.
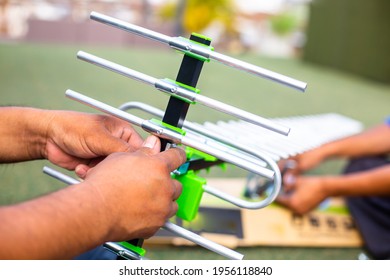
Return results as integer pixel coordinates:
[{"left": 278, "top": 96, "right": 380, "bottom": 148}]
[
  {"left": 104, "top": 116, "right": 144, "bottom": 148},
  {"left": 282, "top": 173, "right": 297, "bottom": 192},
  {"left": 75, "top": 164, "right": 89, "bottom": 179},
  {"left": 75, "top": 157, "right": 104, "bottom": 179},
  {"left": 277, "top": 159, "right": 286, "bottom": 170},
  {"left": 168, "top": 201, "right": 179, "bottom": 218},
  {"left": 172, "top": 180, "right": 183, "bottom": 201},
  {"left": 283, "top": 159, "right": 298, "bottom": 171},
  {"left": 93, "top": 134, "right": 133, "bottom": 155},
  {"left": 155, "top": 147, "right": 187, "bottom": 172},
  {"left": 141, "top": 135, "right": 161, "bottom": 154},
  {"left": 275, "top": 194, "right": 292, "bottom": 209},
  {"left": 120, "top": 127, "right": 143, "bottom": 149},
  {"left": 166, "top": 180, "right": 183, "bottom": 219}
]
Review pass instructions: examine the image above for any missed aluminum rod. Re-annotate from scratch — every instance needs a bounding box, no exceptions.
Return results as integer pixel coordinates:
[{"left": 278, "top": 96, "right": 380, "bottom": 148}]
[
  {"left": 119, "top": 101, "right": 165, "bottom": 119},
  {"left": 43, "top": 166, "right": 243, "bottom": 260},
  {"left": 89, "top": 11, "right": 307, "bottom": 92},
  {"left": 209, "top": 51, "right": 307, "bottom": 91},
  {"left": 76, "top": 51, "right": 290, "bottom": 136},
  {"left": 119, "top": 101, "right": 268, "bottom": 168},
  {"left": 66, "top": 90, "right": 275, "bottom": 179},
  {"left": 90, "top": 11, "right": 171, "bottom": 45},
  {"left": 66, "top": 89, "right": 144, "bottom": 127},
  {"left": 182, "top": 135, "right": 274, "bottom": 179},
  {"left": 104, "top": 242, "right": 146, "bottom": 260},
  {"left": 43, "top": 166, "right": 80, "bottom": 185},
  {"left": 163, "top": 222, "right": 243, "bottom": 260},
  {"left": 193, "top": 93, "right": 290, "bottom": 136},
  {"left": 118, "top": 102, "right": 271, "bottom": 166},
  {"left": 77, "top": 51, "right": 158, "bottom": 86},
  {"left": 202, "top": 151, "right": 281, "bottom": 209}
]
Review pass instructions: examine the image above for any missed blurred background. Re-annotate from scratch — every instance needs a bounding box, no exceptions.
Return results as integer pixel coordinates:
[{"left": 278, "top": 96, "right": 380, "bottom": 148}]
[
  {"left": 1, "top": 0, "right": 311, "bottom": 55},
  {"left": 1, "top": 0, "right": 389, "bottom": 259}
]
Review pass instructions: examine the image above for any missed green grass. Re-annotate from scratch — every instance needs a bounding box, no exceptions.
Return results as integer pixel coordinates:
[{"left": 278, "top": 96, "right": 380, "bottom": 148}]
[
  {"left": 144, "top": 245, "right": 363, "bottom": 260},
  {"left": 1, "top": 42, "right": 389, "bottom": 259}
]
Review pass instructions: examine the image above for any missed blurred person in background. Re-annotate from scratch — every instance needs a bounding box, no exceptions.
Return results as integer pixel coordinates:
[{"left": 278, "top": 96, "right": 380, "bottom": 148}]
[{"left": 277, "top": 117, "right": 390, "bottom": 259}]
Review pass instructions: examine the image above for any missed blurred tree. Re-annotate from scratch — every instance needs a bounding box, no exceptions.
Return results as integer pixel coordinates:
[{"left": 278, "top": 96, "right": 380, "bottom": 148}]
[
  {"left": 159, "top": 0, "right": 235, "bottom": 36},
  {"left": 270, "top": 12, "right": 298, "bottom": 37}
]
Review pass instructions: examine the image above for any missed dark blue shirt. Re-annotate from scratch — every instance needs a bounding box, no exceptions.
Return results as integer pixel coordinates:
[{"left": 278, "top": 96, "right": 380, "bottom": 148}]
[{"left": 386, "top": 116, "right": 390, "bottom": 126}]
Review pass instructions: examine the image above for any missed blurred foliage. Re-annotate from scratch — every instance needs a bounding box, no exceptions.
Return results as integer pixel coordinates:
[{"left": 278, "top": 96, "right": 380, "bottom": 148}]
[
  {"left": 158, "top": 1, "right": 176, "bottom": 19},
  {"left": 270, "top": 12, "right": 298, "bottom": 36},
  {"left": 159, "top": 0, "right": 236, "bottom": 34}
]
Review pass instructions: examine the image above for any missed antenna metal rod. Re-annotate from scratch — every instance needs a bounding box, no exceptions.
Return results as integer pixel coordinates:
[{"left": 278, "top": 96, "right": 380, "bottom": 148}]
[
  {"left": 76, "top": 51, "right": 290, "bottom": 136},
  {"left": 66, "top": 90, "right": 275, "bottom": 179},
  {"left": 91, "top": 11, "right": 171, "bottom": 45},
  {"left": 163, "top": 222, "right": 243, "bottom": 260},
  {"left": 90, "top": 11, "right": 307, "bottom": 92},
  {"left": 77, "top": 51, "right": 158, "bottom": 86},
  {"left": 209, "top": 51, "right": 307, "bottom": 91},
  {"left": 66, "top": 89, "right": 144, "bottom": 127}
]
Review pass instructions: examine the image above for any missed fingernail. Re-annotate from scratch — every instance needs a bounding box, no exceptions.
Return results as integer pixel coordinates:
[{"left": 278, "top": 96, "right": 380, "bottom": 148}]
[
  {"left": 142, "top": 135, "right": 157, "bottom": 149},
  {"left": 284, "top": 173, "right": 296, "bottom": 185},
  {"left": 75, "top": 165, "right": 87, "bottom": 179}
]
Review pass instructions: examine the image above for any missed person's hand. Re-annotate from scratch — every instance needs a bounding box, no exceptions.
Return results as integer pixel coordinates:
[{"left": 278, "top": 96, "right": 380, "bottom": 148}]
[
  {"left": 276, "top": 147, "right": 331, "bottom": 214},
  {"left": 279, "top": 147, "right": 327, "bottom": 177},
  {"left": 80, "top": 135, "right": 187, "bottom": 241},
  {"left": 276, "top": 173, "right": 328, "bottom": 215},
  {"left": 42, "top": 111, "right": 143, "bottom": 173}
]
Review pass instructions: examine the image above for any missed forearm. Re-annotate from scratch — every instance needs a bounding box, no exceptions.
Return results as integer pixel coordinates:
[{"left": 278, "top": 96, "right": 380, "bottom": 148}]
[
  {"left": 323, "top": 164, "right": 390, "bottom": 197},
  {"left": 0, "top": 107, "right": 52, "bottom": 162},
  {"left": 0, "top": 182, "right": 109, "bottom": 259},
  {"left": 319, "top": 124, "right": 390, "bottom": 160}
]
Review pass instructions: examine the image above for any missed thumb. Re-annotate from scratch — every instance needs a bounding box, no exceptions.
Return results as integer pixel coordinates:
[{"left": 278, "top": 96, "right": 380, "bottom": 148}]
[
  {"left": 95, "top": 134, "right": 132, "bottom": 155},
  {"left": 140, "top": 135, "right": 161, "bottom": 155},
  {"left": 76, "top": 136, "right": 160, "bottom": 178}
]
